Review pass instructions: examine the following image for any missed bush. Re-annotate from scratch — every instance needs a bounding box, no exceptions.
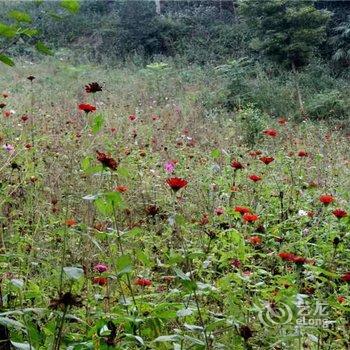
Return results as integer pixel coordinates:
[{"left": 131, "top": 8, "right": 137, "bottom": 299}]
[{"left": 305, "top": 90, "right": 349, "bottom": 119}]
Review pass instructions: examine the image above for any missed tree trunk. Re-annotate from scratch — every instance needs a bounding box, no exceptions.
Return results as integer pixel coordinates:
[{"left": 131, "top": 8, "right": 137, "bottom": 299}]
[
  {"left": 291, "top": 61, "right": 305, "bottom": 117},
  {"left": 155, "top": 0, "right": 161, "bottom": 14}
]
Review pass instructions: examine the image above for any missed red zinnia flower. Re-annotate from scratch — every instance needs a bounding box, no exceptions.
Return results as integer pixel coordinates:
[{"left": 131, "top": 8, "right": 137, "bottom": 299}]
[
  {"left": 166, "top": 177, "right": 188, "bottom": 192},
  {"left": 341, "top": 273, "right": 350, "bottom": 282},
  {"left": 231, "top": 160, "right": 244, "bottom": 170},
  {"left": 65, "top": 219, "right": 77, "bottom": 227},
  {"left": 263, "top": 128, "right": 278, "bottom": 137},
  {"left": 96, "top": 151, "right": 118, "bottom": 170},
  {"left": 234, "top": 206, "right": 251, "bottom": 215},
  {"left": 78, "top": 103, "right": 96, "bottom": 113},
  {"left": 278, "top": 252, "right": 296, "bottom": 262},
  {"left": 248, "top": 174, "right": 262, "bottom": 182},
  {"left": 115, "top": 185, "right": 128, "bottom": 193},
  {"left": 129, "top": 114, "right": 137, "bottom": 121},
  {"left": 243, "top": 213, "right": 259, "bottom": 223},
  {"left": 92, "top": 276, "right": 108, "bottom": 286},
  {"left": 135, "top": 278, "right": 152, "bottom": 287},
  {"left": 248, "top": 235, "right": 261, "bottom": 245},
  {"left": 337, "top": 296, "right": 346, "bottom": 303},
  {"left": 332, "top": 208, "right": 347, "bottom": 219},
  {"left": 278, "top": 252, "right": 310, "bottom": 265},
  {"left": 259, "top": 156, "right": 274, "bottom": 165},
  {"left": 319, "top": 194, "right": 334, "bottom": 205},
  {"left": 298, "top": 150, "right": 308, "bottom": 157},
  {"left": 278, "top": 117, "right": 287, "bottom": 125}
]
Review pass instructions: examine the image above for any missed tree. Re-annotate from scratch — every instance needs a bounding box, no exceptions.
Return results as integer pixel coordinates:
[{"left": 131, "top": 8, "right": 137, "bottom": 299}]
[
  {"left": 330, "top": 15, "right": 350, "bottom": 67},
  {"left": 239, "top": 0, "right": 331, "bottom": 114},
  {"left": 0, "top": 0, "right": 80, "bottom": 67}
]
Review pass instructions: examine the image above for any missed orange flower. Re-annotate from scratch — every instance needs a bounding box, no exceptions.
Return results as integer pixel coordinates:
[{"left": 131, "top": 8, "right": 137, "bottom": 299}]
[
  {"left": 243, "top": 213, "right": 259, "bottom": 222},
  {"left": 115, "top": 185, "right": 128, "bottom": 193},
  {"left": 248, "top": 236, "right": 261, "bottom": 245},
  {"left": 66, "top": 219, "right": 77, "bottom": 227}
]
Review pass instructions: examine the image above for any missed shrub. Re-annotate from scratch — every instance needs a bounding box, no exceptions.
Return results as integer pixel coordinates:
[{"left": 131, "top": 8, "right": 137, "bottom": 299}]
[{"left": 305, "top": 90, "right": 349, "bottom": 119}]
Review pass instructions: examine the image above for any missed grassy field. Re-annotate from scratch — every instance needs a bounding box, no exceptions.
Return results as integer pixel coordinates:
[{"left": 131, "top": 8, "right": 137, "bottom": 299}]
[{"left": 0, "top": 59, "right": 349, "bottom": 349}]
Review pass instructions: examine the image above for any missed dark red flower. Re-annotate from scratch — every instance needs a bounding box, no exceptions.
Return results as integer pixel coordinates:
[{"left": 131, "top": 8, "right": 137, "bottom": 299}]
[
  {"left": 21, "top": 115, "right": 29, "bottom": 122},
  {"left": 230, "top": 259, "right": 241, "bottom": 268},
  {"left": 92, "top": 276, "right": 108, "bottom": 286},
  {"left": 340, "top": 273, "right": 350, "bottom": 282},
  {"left": 259, "top": 156, "right": 274, "bottom": 165},
  {"left": 278, "top": 252, "right": 310, "bottom": 265},
  {"left": 332, "top": 208, "right": 347, "bottom": 219},
  {"left": 243, "top": 213, "right": 259, "bottom": 222},
  {"left": 135, "top": 278, "right": 152, "bottom": 287},
  {"left": 234, "top": 206, "right": 251, "bottom": 215},
  {"left": 214, "top": 207, "right": 224, "bottom": 216},
  {"left": 85, "top": 82, "right": 102, "bottom": 93},
  {"left": 0, "top": 103, "right": 6, "bottom": 109},
  {"left": 319, "top": 194, "right": 334, "bottom": 205},
  {"left": 166, "top": 177, "right": 188, "bottom": 192},
  {"left": 263, "top": 128, "right": 278, "bottom": 137},
  {"left": 129, "top": 114, "right": 137, "bottom": 121},
  {"left": 96, "top": 151, "right": 118, "bottom": 170},
  {"left": 231, "top": 160, "right": 244, "bottom": 170},
  {"left": 78, "top": 103, "right": 96, "bottom": 113},
  {"left": 298, "top": 150, "right": 308, "bottom": 157},
  {"left": 248, "top": 174, "right": 262, "bottom": 182}
]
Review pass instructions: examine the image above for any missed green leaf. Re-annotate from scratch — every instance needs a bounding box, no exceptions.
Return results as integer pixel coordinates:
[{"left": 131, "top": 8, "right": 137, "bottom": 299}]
[
  {"left": 0, "top": 317, "right": 25, "bottom": 331},
  {"left": 105, "top": 191, "right": 123, "bottom": 208},
  {"left": 0, "top": 54, "right": 15, "bottom": 67},
  {"left": 174, "top": 267, "right": 190, "bottom": 281},
  {"left": 19, "top": 28, "right": 39, "bottom": 37},
  {"left": 63, "top": 266, "right": 84, "bottom": 280},
  {"left": 11, "top": 279, "right": 24, "bottom": 289},
  {"left": 211, "top": 148, "right": 221, "bottom": 159},
  {"left": 8, "top": 10, "right": 32, "bottom": 23},
  {"left": 11, "top": 342, "right": 36, "bottom": 350},
  {"left": 153, "top": 335, "right": 181, "bottom": 343},
  {"left": 0, "top": 22, "right": 17, "bottom": 38},
  {"left": 116, "top": 255, "right": 133, "bottom": 275},
  {"left": 177, "top": 308, "right": 193, "bottom": 317},
  {"left": 91, "top": 114, "right": 104, "bottom": 134},
  {"left": 35, "top": 41, "right": 53, "bottom": 56},
  {"left": 60, "top": 0, "right": 80, "bottom": 13}
]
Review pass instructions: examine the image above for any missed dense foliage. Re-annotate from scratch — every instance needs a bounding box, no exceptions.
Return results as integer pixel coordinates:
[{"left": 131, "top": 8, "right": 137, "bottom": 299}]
[{"left": 0, "top": 1, "right": 349, "bottom": 349}]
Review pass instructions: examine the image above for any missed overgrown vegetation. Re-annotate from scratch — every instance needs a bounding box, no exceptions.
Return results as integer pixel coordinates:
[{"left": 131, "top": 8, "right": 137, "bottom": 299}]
[{"left": 0, "top": 1, "right": 349, "bottom": 349}]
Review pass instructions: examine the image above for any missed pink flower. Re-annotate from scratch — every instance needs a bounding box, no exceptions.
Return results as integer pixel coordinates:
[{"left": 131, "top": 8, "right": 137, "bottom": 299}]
[
  {"left": 164, "top": 161, "right": 175, "bottom": 173},
  {"left": 94, "top": 263, "right": 108, "bottom": 273},
  {"left": 3, "top": 143, "right": 15, "bottom": 154},
  {"left": 214, "top": 207, "right": 224, "bottom": 216}
]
